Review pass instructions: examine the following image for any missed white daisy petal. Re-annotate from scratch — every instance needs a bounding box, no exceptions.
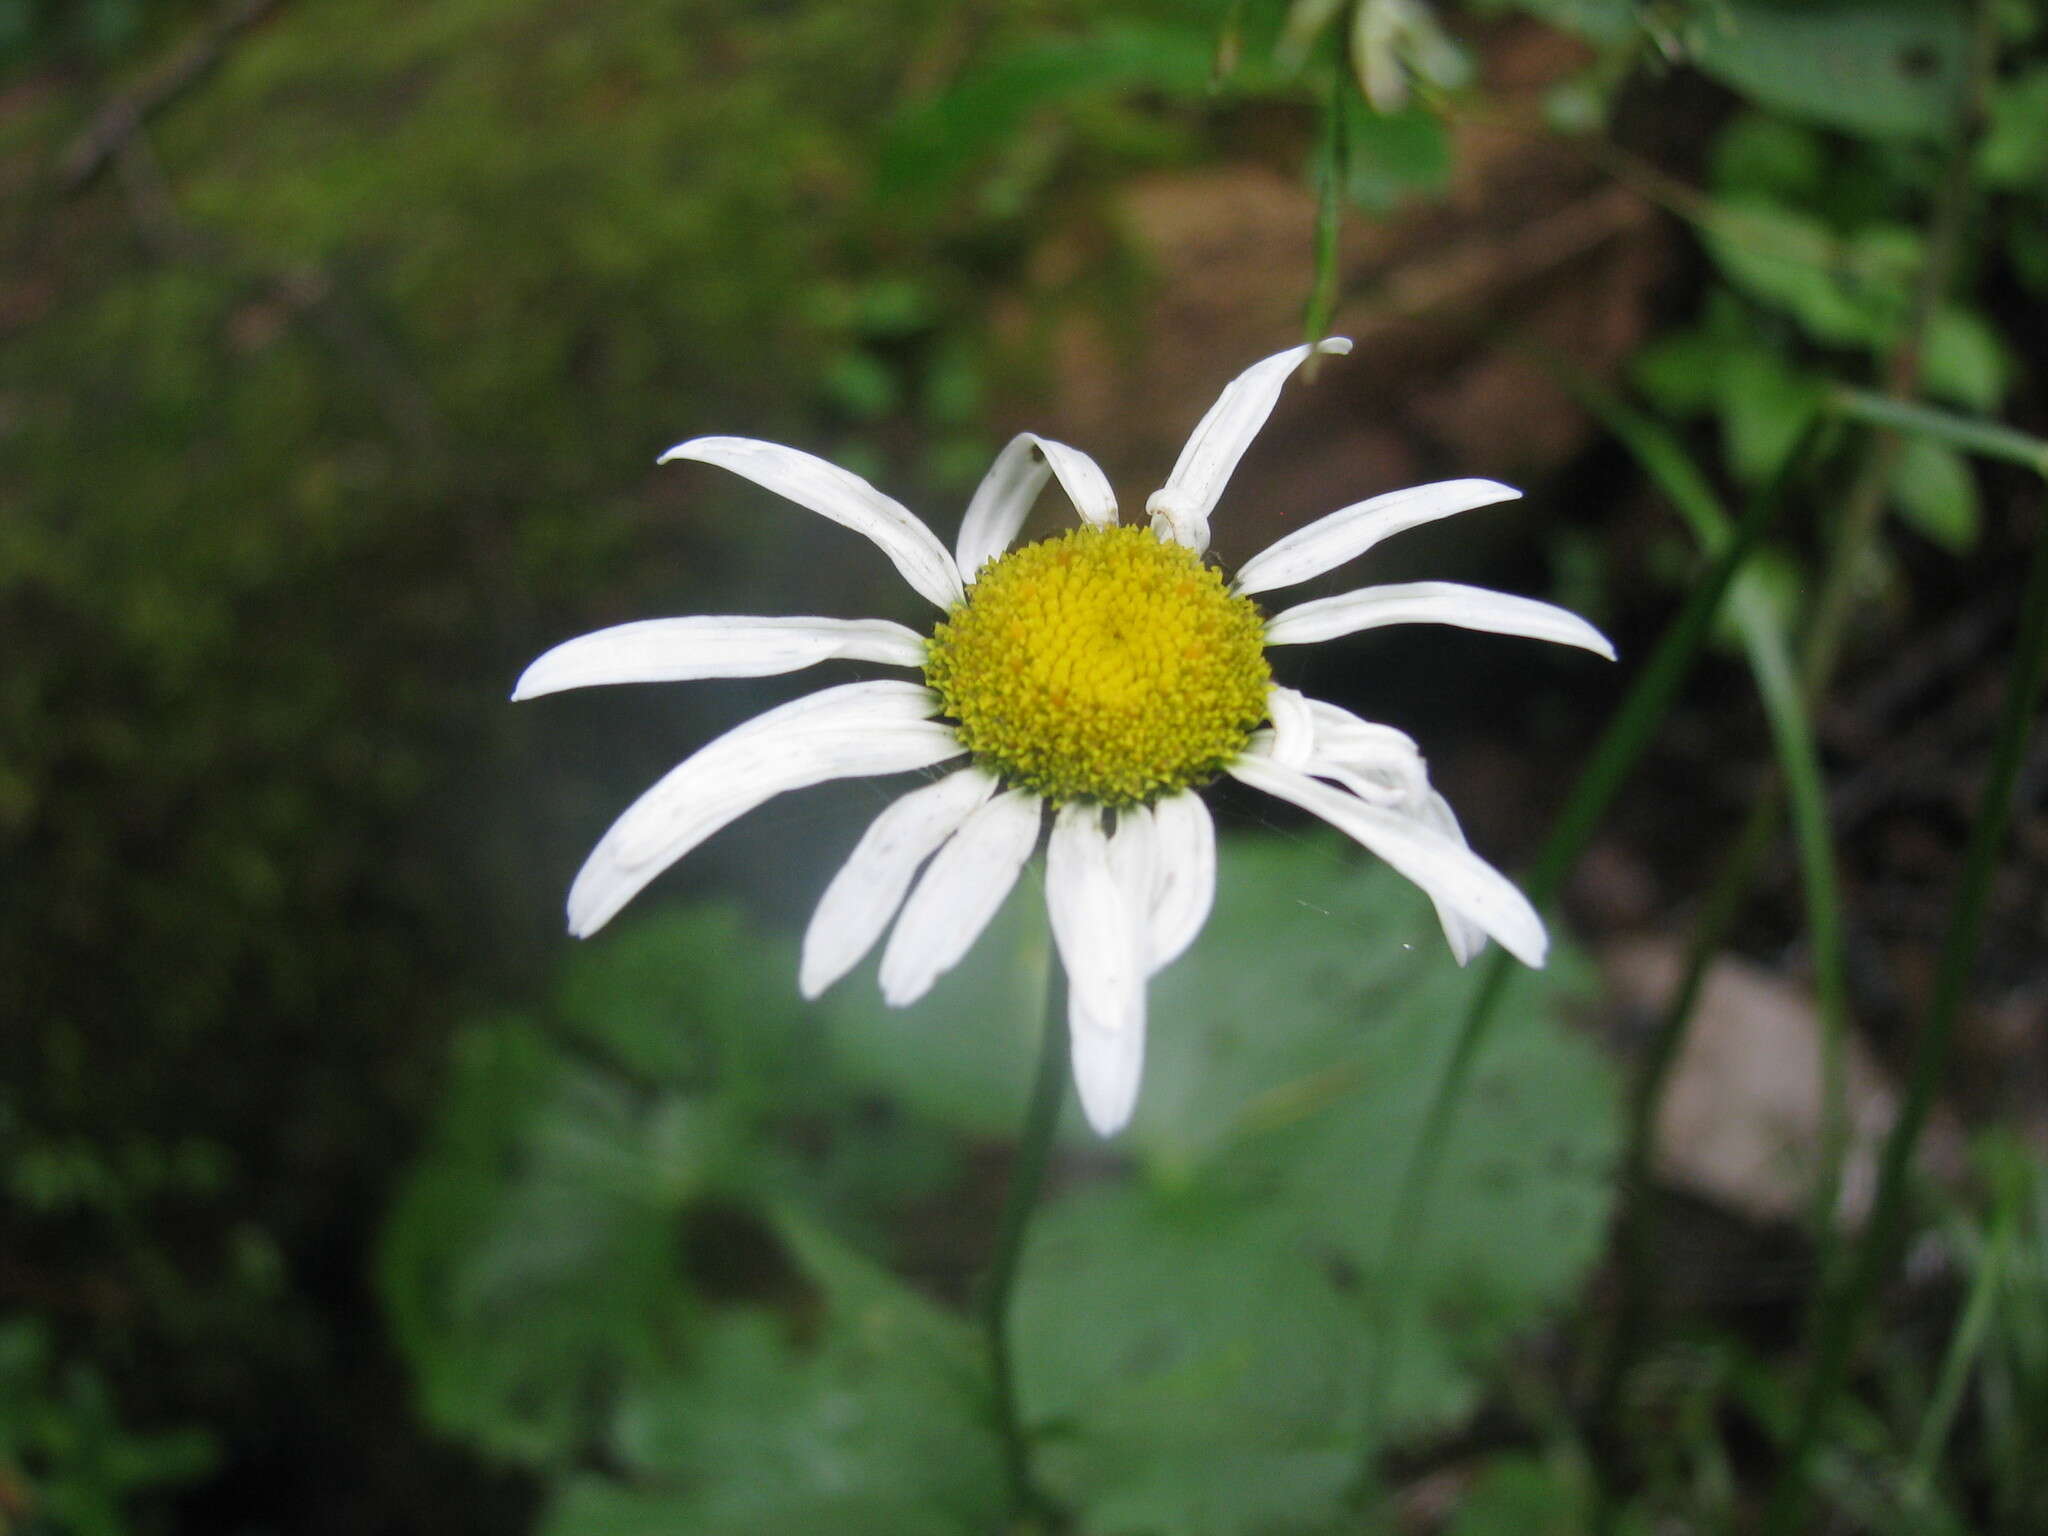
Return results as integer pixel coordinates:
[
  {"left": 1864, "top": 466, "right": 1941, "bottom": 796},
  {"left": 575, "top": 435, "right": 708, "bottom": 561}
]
[
  {"left": 1264, "top": 580, "right": 1618, "bottom": 659},
  {"left": 513, "top": 616, "right": 927, "bottom": 700},
  {"left": 1266, "top": 684, "right": 1317, "bottom": 769},
  {"left": 798, "top": 767, "right": 998, "bottom": 999},
  {"left": 956, "top": 433, "right": 1119, "bottom": 582},
  {"left": 1408, "top": 790, "right": 1488, "bottom": 966},
  {"left": 1298, "top": 695, "right": 1429, "bottom": 805},
  {"left": 567, "top": 681, "right": 964, "bottom": 939},
  {"left": 1047, "top": 804, "right": 1149, "bottom": 1136},
  {"left": 1145, "top": 337, "right": 1352, "bottom": 555},
  {"left": 879, "top": 788, "right": 1043, "bottom": 1006},
  {"left": 1228, "top": 753, "right": 1547, "bottom": 968},
  {"left": 659, "top": 435, "right": 965, "bottom": 611},
  {"left": 1146, "top": 791, "right": 1215, "bottom": 972},
  {"left": 1232, "top": 478, "right": 1523, "bottom": 597}
]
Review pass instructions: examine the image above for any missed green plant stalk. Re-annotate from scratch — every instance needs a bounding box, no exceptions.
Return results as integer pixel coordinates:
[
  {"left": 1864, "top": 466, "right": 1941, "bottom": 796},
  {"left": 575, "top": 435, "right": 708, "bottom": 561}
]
[
  {"left": 1360, "top": 439, "right": 1788, "bottom": 1439},
  {"left": 1764, "top": 501, "right": 2048, "bottom": 1534},
  {"left": 1830, "top": 389, "right": 2048, "bottom": 476},
  {"left": 1304, "top": 67, "right": 1347, "bottom": 346},
  {"left": 983, "top": 956, "right": 1067, "bottom": 1523},
  {"left": 1904, "top": 1212, "right": 2010, "bottom": 1510}
]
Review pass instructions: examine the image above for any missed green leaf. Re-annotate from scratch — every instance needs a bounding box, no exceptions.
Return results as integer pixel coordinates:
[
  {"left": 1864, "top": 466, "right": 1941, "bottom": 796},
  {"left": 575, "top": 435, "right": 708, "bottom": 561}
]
[
  {"left": 1716, "top": 345, "right": 1824, "bottom": 485},
  {"left": 878, "top": 24, "right": 1217, "bottom": 206},
  {"left": 1921, "top": 307, "right": 2010, "bottom": 413},
  {"left": 1686, "top": 1, "right": 1971, "bottom": 141},
  {"left": 1702, "top": 199, "right": 1921, "bottom": 348},
  {"left": 1890, "top": 436, "right": 1981, "bottom": 553},
  {"left": 377, "top": 1018, "right": 719, "bottom": 1466},
  {"left": 1711, "top": 113, "right": 1827, "bottom": 203},
  {"left": 563, "top": 1213, "right": 1004, "bottom": 1536},
  {"left": 1978, "top": 65, "right": 2048, "bottom": 187},
  {"left": 1010, "top": 840, "right": 1618, "bottom": 1532},
  {"left": 1341, "top": 99, "right": 1452, "bottom": 212}
]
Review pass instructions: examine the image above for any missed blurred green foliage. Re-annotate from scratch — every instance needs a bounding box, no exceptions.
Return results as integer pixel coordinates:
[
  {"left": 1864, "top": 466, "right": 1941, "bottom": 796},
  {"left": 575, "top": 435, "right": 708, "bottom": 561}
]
[
  {"left": 382, "top": 841, "right": 1616, "bottom": 1534},
  {"left": 0, "top": 1321, "right": 214, "bottom": 1536}
]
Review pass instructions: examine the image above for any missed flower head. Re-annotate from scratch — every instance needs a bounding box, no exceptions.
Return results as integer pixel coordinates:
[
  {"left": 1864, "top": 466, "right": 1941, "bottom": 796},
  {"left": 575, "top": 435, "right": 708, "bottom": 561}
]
[{"left": 516, "top": 339, "right": 1613, "bottom": 1135}]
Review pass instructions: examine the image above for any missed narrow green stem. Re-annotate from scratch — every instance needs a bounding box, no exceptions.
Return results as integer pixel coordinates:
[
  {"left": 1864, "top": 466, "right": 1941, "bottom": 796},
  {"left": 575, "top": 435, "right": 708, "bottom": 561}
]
[
  {"left": 1764, "top": 501, "right": 2048, "bottom": 1533},
  {"left": 984, "top": 965, "right": 1067, "bottom": 1523}
]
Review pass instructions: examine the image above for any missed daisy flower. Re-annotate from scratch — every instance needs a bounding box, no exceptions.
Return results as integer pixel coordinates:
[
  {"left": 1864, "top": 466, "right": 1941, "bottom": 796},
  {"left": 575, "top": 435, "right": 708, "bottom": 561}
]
[{"left": 515, "top": 339, "right": 1613, "bottom": 1135}]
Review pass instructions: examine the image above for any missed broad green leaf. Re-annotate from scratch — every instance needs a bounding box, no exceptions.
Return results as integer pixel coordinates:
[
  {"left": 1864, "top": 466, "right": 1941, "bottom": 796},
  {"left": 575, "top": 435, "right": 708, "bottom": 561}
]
[
  {"left": 1890, "top": 436, "right": 1981, "bottom": 553},
  {"left": 566, "top": 1212, "right": 1004, "bottom": 1536},
  {"left": 1013, "top": 1184, "right": 1372, "bottom": 1536},
  {"left": 378, "top": 1018, "right": 721, "bottom": 1465},
  {"left": 1011, "top": 839, "right": 1618, "bottom": 1533},
  {"left": 1686, "top": 1, "right": 1971, "bottom": 141},
  {"left": 380, "top": 905, "right": 854, "bottom": 1465}
]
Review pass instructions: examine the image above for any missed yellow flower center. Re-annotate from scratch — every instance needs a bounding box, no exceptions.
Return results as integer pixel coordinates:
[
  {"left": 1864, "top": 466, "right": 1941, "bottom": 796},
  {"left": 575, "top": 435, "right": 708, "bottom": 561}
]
[{"left": 924, "top": 526, "right": 1271, "bottom": 806}]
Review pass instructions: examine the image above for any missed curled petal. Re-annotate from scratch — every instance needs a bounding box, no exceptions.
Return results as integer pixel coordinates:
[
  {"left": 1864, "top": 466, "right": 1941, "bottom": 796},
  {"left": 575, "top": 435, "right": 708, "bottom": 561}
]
[
  {"left": 799, "top": 768, "right": 997, "bottom": 999},
  {"left": 1265, "top": 580, "right": 1617, "bottom": 658},
  {"left": 568, "top": 681, "right": 963, "bottom": 938},
  {"left": 1047, "top": 804, "right": 1149, "bottom": 1136},
  {"left": 660, "top": 435, "right": 964, "bottom": 610},
  {"left": 513, "top": 616, "right": 926, "bottom": 700},
  {"left": 1232, "top": 479, "right": 1522, "bottom": 597},
  {"left": 1228, "top": 752, "right": 1547, "bottom": 968},
  {"left": 1146, "top": 337, "right": 1352, "bottom": 555},
  {"left": 1266, "top": 684, "right": 1317, "bottom": 769},
  {"left": 879, "top": 788, "right": 1043, "bottom": 1005},
  {"left": 956, "top": 433, "right": 1119, "bottom": 582}
]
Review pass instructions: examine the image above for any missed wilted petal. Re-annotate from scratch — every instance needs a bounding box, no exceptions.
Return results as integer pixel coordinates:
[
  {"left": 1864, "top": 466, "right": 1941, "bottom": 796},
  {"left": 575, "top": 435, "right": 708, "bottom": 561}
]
[
  {"left": 956, "top": 433, "right": 1119, "bottom": 582},
  {"left": 1146, "top": 337, "right": 1352, "bottom": 554},
  {"left": 1266, "top": 684, "right": 1317, "bottom": 768},
  {"left": 1265, "top": 580, "right": 1617, "bottom": 658},
  {"left": 1407, "top": 790, "right": 1489, "bottom": 966},
  {"left": 1298, "top": 695, "right": 1428, "bottom": 805},
  {"left": 568, "top": 681, "right": 963, "bottom": 938},
  {"left": 513, "top": 616, "right": 926, "bottom": 700},
  {"left": 799, "top": 767, "right": 998, "bottom": 998},
  {"left": 1146, "top": 791, "right": 1215, "bottom": 972},
  {"left": 1047, "top": 804, "right": 1148, "bottom": 1136},
  {"left": 1229, "top": 752, "right": 1547, "bottom": 968},
  {"left": 1232, "top": 479, "right": 1522, "bottom": 597},
  {"left": 660, "top": 435, "right": 964, "bottom": 610},
  {"left": 879, "top": 788, "right": 1043, "bottom": 1005}
]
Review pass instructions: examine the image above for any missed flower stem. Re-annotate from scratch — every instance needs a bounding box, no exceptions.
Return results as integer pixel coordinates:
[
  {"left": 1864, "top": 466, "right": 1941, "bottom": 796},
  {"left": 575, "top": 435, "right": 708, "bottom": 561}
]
[{"left": 983, "top": 957, "right": 1067, "bottom": 1523}]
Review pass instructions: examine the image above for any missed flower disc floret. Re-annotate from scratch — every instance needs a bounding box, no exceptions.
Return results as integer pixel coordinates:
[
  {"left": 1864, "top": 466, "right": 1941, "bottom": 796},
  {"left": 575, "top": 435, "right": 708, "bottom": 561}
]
[{"left": 924, "top": 526, "right": 1271, "bottom": 806}]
